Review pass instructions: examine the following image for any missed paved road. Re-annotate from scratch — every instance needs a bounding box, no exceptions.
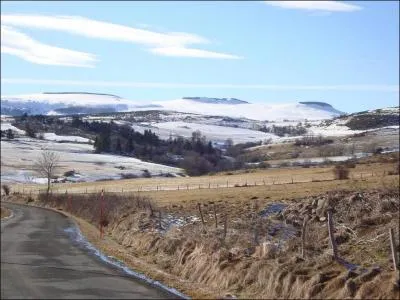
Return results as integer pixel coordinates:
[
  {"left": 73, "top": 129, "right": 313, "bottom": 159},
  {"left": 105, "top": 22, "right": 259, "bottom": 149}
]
[{"left": 1, "top": 202, "right": 179, "bottom": 299}]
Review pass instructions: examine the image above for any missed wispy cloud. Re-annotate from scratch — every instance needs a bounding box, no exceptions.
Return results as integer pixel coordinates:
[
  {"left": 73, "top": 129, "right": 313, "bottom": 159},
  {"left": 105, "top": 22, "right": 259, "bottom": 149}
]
[
  {"left": 263, "top": 1, "right": 362, "bottom": 12},
  {"left": 2, "top": 78, "right": 398, "bottom": 92},
  {"left": 1, "top": 14, "right": 241, "bottom": 60},
  {"left": 1, "top": 26, "right": 97, "bottom": 67},
  {"left": 149, "top": 47, "right": 242, "bottom": 59}
]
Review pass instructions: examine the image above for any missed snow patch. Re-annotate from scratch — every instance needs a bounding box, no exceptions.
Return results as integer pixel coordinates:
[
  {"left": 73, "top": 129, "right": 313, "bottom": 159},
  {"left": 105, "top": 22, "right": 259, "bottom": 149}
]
[{"left": 63, "top": 226, "right": 188, "bottom": 299}]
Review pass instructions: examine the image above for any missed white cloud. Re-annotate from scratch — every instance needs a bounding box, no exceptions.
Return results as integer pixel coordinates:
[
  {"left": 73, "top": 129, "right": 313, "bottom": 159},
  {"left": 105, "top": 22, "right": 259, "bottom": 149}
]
[
  {"left": 2, "top": 78, "right": 398, "bottom": 92},
  {"left": 149, "top": 47, "right": 242, "bottom": 59},
  {"left": 263, "top": 1, "right": 362, "bottom": 12},
  {"left": 1, "top": 14, "right": 241, "bottom": 60},
  {"left": 1, "top": 26, "right": 97, "bottom": 67}
]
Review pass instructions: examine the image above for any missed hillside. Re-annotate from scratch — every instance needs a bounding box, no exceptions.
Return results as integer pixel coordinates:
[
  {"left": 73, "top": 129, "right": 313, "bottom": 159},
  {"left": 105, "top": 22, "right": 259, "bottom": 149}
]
[{"left": 1, "top": 92, "right": 344, "bottom": 121}]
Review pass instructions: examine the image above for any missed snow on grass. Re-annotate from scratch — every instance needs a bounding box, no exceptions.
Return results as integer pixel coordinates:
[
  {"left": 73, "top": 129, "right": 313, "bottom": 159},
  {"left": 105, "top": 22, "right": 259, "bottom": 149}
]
[
  {"left": 2, "top": 93, "right": 136, "bottom": 106},
  {"left": 43, "top": 132, "right": 93, "bottom": 143},
  {"left": 150, "top": 99, "right": 340, "bottom": 121},
  {"left": 0, "top": 122, "right": 26, "bottom": 135},
  {"left": 308, "top": 123, "right": 363, "bottom": 137},
  {"left": 1, "top": 137, "right": 183, "bottom": 184},
  {"left": 132, "top": 121, "right": 277, "bottom": 144}
]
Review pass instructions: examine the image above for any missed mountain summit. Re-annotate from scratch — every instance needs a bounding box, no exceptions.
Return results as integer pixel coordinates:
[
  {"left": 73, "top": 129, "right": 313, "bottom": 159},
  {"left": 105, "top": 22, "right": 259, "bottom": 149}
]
[
  {"left": 182, "top": 97, "right": 248, "bottom": 105},
  {"left": 1, "top": 92, "right": 345, "bottom": 121}
]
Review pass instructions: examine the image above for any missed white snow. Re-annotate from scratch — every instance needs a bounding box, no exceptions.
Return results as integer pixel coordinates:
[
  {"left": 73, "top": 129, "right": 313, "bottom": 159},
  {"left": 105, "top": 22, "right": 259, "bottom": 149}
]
[
  {"left": 43, "top": 132, "right": 93, "bottom": 143},
  {"left": 2, "top": 93, "right": 343, "bottom": 121},
  {"left": 132, "top": 121, "right": 277, "bottom": 144},
  {"left": 1, "top": 137, "right": 183, "bottom": 184},
  {"left": 151, "top": 99, "right": 341, "bottom": 121},
  {"left": 2, "top": 93, "right": 135, "bottom": 106},
  {"left": 0, "top": 122, "right": 26, "bottom": 135}
]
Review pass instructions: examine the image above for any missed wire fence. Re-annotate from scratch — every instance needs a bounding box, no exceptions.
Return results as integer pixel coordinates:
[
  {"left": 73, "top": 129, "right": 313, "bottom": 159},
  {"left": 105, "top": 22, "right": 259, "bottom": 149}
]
[{"left": 11, "top": 170, "right": 386, "bottom": 196}]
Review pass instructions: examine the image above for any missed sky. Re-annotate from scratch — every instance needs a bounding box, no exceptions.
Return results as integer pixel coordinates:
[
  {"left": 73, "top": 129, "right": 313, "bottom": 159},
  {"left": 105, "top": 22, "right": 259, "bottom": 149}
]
[{"left": 1, "top": 0, "right": 399, "bottom": 113}]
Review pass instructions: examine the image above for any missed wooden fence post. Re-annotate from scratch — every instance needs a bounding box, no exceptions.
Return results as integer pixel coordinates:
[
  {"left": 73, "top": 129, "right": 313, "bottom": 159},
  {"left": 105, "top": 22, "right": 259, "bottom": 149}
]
[
  {"left": 149, "top": 201, "right": 154, "bottom": 217},
  {"left": 159, "top": 211, "right": 162, "bottom": 230},
  {"left": 213, "top": 203, "right": 218, "bottom": 229},
  {"left": 198, "top": 203, "right": 206, "bottom": 232},
  {"left": 301, "top": 216, "right": 309, "bottom": 259},
  {"left": 389, "top": 228, "right": 399, "bottom": 271},
  {"left": 327, "top": 209, "right": 338, "bottom": 259},
  {"left": 187, "top": 184, "right": 189, "bottom": 190},
  {"left": 223, "top": 214, "right": 228, "bottom": 240},
  {"left": 226, "top": 181, "right": 228, "bottom": 188},
  {"left": 99, "top": 189, "right": 104, "bottom": 239}
]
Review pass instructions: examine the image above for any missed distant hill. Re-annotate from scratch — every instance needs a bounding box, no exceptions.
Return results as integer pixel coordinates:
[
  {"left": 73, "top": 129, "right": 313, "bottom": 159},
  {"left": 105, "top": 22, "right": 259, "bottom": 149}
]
[
  {"left": 182, "top": 97, "right": 249, "bottom": 105},
  {"left": 1, "top": 92, "right": 345, "bottom": 121}
]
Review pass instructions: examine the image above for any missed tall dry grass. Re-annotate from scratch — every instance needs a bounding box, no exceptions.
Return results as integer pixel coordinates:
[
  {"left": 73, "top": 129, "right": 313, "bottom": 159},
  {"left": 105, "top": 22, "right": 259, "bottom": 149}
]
[{"left": 35, "top": 188, "right": 399, "bottom": 299}]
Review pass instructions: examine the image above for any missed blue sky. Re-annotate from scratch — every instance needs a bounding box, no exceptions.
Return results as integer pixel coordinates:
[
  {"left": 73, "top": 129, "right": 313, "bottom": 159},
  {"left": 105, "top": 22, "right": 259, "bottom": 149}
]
[{"left": 1, "top": 0, "right": 399, "bottom": 113}]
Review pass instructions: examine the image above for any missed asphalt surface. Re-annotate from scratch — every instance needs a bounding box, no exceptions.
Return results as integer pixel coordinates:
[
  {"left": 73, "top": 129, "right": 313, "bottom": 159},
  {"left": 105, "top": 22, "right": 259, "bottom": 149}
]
[{"left": 1, "top": 202, "right": 179, "bottom": 299}]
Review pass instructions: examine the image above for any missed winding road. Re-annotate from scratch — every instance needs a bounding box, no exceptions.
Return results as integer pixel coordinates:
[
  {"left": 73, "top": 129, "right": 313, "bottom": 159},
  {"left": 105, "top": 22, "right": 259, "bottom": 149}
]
[{"left": 1, "top": 202, "right": 179, "bottom": 299}]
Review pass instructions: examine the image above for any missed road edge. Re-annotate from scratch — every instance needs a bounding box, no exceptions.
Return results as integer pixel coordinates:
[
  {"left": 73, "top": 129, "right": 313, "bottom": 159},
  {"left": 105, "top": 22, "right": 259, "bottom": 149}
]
[{"left": 1, "top": 201, "right": 189, "bottom": 299}]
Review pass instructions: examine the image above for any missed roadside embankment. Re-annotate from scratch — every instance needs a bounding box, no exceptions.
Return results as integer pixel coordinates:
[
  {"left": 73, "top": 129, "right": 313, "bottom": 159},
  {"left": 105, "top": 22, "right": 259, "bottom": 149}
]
[
  {"left": 4, "top": 187, "right": 399, "bottom": 299},
  {"left": 1, "top": 206, "right": 12, "bottom": 219}
]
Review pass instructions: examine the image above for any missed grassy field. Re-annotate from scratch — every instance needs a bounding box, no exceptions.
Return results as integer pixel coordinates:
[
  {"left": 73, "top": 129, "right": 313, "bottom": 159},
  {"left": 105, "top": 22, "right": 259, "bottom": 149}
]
[
  {"left": 5, "top": 154, "right": 399, "bottom": 299},
  {"left": 11, "top": 161, "right": 398, "bottom": 198}
]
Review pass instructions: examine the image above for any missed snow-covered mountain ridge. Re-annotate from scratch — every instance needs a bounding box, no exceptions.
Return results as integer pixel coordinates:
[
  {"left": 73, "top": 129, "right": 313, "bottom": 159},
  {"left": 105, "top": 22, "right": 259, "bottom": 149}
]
[{"left": 1, "top": 92, "right": 345, "bottom": 121}]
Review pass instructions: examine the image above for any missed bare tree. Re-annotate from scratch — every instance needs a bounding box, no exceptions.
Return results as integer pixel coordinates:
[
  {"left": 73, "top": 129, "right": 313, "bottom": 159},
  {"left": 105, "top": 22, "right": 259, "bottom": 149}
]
[{"left": 34, "top": 151, "right": 60, "bottom": 196}]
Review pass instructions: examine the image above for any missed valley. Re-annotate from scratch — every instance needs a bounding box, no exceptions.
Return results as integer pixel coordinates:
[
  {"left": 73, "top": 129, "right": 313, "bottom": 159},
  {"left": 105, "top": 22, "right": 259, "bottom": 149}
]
[{"left": 1, "top": 93, "right": 399, "bottom": 299}]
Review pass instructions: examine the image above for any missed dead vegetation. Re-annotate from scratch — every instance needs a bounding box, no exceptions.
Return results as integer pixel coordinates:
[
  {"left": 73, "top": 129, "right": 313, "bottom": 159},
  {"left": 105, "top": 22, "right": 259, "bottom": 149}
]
[
  {"left": 1, "top": 206, "right": 11, "bottom": 219},
  {"left": 25, "top": 185, "right": 399, "bottom": 299}
]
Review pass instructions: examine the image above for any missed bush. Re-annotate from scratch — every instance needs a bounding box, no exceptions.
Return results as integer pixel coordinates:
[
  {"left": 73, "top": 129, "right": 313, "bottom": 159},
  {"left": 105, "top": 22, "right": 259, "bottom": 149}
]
[
  {"left": 334, "top": 165, "right": 350, "bottom": 180},
  {"left": 120, "top": 173, "right": 139, "bottom": 179},
  {"left": 344, "top": 161, "right": 357, "bottom": 168},
  {"left": 2, "top": 185, "right": 10, "bottom": 195},
  {"left": 142, "top": 169, "right": 152, "bottom": 178},
  {"left": 63, "top": 170, "right": 76, "bottom": 177}
]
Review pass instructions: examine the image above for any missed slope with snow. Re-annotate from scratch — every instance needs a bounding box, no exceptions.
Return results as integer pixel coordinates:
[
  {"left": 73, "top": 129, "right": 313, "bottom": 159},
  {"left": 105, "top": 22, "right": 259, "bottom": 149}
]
[
  {"left": 1, "top": 93, "right": 343, "bottom": 121},
  {"left": 43, "top": 132, "right": 93, "bottom": 143},
  {"left": 1, "top": 137, "right": 183, "bottom": 184},
  {"left": 1, "top": 92, "right": 147, "bottom": 116},
  {"left": 131, "top": 121, "right": 277, "bottom": 144},
  {"left": 151, "top": 99, "right": 343, "bottom": 121},
  {"left": 1, "top": 122, "right": 26, "bottom": 135}
]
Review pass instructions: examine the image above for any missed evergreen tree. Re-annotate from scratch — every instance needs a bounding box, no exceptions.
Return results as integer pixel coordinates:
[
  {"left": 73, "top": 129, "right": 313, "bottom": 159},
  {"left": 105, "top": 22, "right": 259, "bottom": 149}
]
[
  {"left": 115, "top": 138, "right": 122, "bottom": 153},
  {"left": 6, "top": 129, "right": 14, "bottom": 139}
]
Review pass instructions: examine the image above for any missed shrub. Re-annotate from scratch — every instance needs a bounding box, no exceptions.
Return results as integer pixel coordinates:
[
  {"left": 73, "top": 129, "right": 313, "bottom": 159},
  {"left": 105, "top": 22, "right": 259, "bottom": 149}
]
[
  {"left": 120, "top": 173, "right": 139, "bottom": 179},
  {"left": 63, "top": 170, "right": 76, "bottom": 177},
  {"left": 344, "top": 161, "right": 357, "bottom": 168},
  {"left": 334, "top": 165, "right": 350, "bottom": 180},
  {"left": 142, "top": 169, "right": 152, "bottom": 178},
  {"left": 2, "top": 185, "right": 10, "bottom": 195}
]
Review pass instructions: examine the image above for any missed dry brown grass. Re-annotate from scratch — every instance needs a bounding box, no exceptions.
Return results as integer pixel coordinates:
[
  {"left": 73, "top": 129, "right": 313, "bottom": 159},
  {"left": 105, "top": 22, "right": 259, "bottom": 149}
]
[
  {"left": 5, "top": 157, "right": 399, "bottom": 299},
  {"left": 17, "top": 184, "right": 398, "bottom": 299},
  {"left": 9, "top": 161, "right": 395, "bottom": 195},
  {"left": 1, "top": 206, "right": 11, "bottom": 219}
]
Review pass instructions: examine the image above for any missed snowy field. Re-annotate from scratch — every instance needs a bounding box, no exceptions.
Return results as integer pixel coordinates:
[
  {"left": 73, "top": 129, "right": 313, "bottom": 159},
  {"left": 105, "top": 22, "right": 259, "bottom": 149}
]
[
  {"left": 131, "top": 121, "right": 277, "bottom": 144},
  {"left": 1, "top": 122, "right": 26, "bottom": 135},
  {"left": 149, "top": 99, "right": 340, "bottom": 121},
  {"left": 43, "top": 132, "right": 93, "bottom": 143},
  {"left": 1, "top": 137, "right": 183, "bottom": 184}
]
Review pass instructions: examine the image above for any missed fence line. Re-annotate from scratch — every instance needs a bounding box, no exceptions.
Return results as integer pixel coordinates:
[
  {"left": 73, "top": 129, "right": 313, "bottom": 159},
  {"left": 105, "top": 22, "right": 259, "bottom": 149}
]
[{"left": 12, "top": 170, "right": 381, "bottom": 196}]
